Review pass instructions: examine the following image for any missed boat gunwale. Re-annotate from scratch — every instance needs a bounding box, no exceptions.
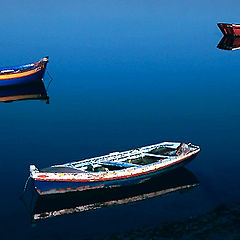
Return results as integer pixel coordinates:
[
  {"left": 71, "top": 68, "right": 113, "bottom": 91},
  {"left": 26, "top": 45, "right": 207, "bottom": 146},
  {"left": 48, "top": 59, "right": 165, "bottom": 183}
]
[
  {"left": 35, "top": 142, "right": 186, "bottom": 172},
  {"left": 0, "top": 57, "right": 48, "bottom": 80},
  {"left": 217, "top": 23, "right": 240, "bottom": 27},
  {"left": 59, "top": 142, "right": 186, "bottom": 167},
  {"left": 31, "top": 145, "right": 200, "bottom": 183}
]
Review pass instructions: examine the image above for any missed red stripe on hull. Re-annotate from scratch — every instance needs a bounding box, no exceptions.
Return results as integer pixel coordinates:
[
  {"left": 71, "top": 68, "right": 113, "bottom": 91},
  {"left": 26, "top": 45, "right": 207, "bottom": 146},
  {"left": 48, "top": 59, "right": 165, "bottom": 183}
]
[
  {"left": 218, "top": 23, "right": 240, "bottom": 36},
  {"left": 34, "top": 151, "right": 199, "bottom": 183}
]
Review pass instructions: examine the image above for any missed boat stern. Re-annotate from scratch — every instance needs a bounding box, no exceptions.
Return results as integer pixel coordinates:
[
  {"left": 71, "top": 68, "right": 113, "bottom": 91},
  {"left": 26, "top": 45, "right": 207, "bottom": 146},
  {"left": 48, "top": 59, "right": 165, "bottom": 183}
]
[
  {"left": 30, "top": 165, "right": 40, "bottom": 178},
  {"left": 188, "top": 142, "right": 200, "bottom": 152}
]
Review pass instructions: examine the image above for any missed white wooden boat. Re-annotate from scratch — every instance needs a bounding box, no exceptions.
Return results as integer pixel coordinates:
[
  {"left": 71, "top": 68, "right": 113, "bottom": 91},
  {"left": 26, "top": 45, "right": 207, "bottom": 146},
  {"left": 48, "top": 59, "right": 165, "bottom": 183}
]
[{"left": 30, "top": 142, "right": 200, "bottom": 195}]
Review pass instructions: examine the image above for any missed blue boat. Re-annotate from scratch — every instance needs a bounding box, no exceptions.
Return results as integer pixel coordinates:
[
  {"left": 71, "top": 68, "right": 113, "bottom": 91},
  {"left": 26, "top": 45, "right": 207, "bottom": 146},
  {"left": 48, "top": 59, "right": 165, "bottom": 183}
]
[
  {"left": 0, "top": 57, "right": 48, "bottom": 86},
  {"left": 30, "top": 142, "right": 200, "bottom": 195}
]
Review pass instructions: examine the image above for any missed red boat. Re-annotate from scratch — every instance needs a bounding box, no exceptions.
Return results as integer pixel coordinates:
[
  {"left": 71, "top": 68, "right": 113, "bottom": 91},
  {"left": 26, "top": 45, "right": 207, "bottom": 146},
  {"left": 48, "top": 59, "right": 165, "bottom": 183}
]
[{"left": 217, "top": 23, "right": 240, "bottom": 36}]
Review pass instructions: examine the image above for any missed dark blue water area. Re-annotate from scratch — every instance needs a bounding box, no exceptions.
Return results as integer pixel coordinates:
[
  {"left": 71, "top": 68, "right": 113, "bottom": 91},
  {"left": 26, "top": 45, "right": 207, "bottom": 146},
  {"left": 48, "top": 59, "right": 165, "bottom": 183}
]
[{"left": 0, "top": 0, "right": 240, "bottom": 239}]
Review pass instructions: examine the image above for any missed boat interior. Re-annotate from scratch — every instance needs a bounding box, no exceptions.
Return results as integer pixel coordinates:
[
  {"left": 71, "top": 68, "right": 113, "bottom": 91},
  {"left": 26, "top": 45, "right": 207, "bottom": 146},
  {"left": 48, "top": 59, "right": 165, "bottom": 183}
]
[
  {"left": 39, "top": 143, "right": 196, "bottom": 174},
  {"left": 0, "top": 57, "right": 48, "bottom": 75},
  {"left": 0, "top": 64, "right": 36, "bottom": 74}
]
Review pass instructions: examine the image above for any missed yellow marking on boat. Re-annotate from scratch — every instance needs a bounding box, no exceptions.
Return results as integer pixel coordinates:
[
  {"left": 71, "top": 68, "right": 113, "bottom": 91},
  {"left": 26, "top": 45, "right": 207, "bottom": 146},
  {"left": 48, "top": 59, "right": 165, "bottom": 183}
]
[{"left": 0, "top": 65, "right": 43, "bottom": 80}]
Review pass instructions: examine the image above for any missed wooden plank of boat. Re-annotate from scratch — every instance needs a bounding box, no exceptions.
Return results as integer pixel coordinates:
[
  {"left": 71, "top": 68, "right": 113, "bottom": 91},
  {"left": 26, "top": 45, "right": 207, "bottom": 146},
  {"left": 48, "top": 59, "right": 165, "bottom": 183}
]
[
  {"left": 217, "top": 23, "right": 240, "bottom": 37},
  {"left": 0, "top": 57, "right": 48, "bottom": 86},
  {"left": 29, "top": 142, "right": 200, "bottom": 195}
]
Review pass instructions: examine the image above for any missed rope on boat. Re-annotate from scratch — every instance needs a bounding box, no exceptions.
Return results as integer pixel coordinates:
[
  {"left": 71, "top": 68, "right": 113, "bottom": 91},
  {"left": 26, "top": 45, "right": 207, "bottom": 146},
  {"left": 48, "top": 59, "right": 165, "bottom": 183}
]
[
  {"left": 22, "top": 175, "right": 31, "bottom": 194},
  {"left": 46, "top": 67, "right": 53, "bottom": 90}
]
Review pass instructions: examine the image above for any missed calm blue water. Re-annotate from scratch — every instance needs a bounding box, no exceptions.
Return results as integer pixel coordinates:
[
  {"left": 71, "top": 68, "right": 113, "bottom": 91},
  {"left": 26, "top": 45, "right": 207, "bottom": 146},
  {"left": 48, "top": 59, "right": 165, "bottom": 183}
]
[{"left": 1, "top": 1, "right": 240, "bottom": 239}]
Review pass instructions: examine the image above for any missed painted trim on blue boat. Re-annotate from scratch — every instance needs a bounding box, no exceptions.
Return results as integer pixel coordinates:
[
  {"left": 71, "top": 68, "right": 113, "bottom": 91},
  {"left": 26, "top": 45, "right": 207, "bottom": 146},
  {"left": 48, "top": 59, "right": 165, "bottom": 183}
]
[
  {"left": 0, "top": 63, "right": 35, "bottom": 72},
  {"left": 0, "top": 67, "right": 46, "bottom": 86}
]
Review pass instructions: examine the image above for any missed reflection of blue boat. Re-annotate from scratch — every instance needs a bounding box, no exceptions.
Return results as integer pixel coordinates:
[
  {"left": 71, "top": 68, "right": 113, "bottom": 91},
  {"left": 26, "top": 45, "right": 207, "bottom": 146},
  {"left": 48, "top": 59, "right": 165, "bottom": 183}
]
[
  {"left": 30, "top": 142, "right": 200, "bottom": 195},
  {"left": 0, "top": 57, "right": 48, "bottom": 86},
  {"left": 23, "top": 168, "right": 199, "bottom": 223},
  {"left": 0, "top": 79, "right": 49, "bottom": 103}
]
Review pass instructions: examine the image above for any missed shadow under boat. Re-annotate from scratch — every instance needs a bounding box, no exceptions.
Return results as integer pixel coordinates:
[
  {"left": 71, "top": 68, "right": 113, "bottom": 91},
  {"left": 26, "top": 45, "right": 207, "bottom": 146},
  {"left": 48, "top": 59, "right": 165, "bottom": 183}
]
[
  {"left": 0, "top": 78, "right": 49, "bottom": 104},
  {"left": 217, "top": 36, "right": 240, "bottom": 51},
  {"left": 22, "top": 167, "right": 199, "bottom": 223}
]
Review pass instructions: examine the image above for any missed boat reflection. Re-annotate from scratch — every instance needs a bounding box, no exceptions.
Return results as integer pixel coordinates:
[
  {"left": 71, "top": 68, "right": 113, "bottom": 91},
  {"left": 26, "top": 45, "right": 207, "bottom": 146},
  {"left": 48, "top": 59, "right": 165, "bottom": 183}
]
[
  {"left": 217, "top": 36, "right": 240, "bottom": 51},
  {"left": 24, "top": 167, "right": 199, "bottom": 223},
  {"left": 0, "top": 78, "right": 49, "bottom": 104}
]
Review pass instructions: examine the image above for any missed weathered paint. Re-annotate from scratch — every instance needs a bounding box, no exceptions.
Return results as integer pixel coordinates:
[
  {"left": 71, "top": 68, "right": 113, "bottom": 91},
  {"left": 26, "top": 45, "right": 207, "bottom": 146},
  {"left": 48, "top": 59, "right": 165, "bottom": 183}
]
[
  {"left": 33, "top": 148, "right": 198, "bottom": 183},
  {"left": 33, "top": 153, "right": 198, "bottom": 195},
  {"left": 217, "top": 23, "right": 240, "bottom": 36}
]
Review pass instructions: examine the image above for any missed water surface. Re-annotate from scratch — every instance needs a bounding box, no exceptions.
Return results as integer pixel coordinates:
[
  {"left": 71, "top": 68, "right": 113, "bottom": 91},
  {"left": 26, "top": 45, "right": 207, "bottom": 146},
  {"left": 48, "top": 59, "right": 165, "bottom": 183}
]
[{"left": 0, "top": 1, "right": 240, "bottom": 239}]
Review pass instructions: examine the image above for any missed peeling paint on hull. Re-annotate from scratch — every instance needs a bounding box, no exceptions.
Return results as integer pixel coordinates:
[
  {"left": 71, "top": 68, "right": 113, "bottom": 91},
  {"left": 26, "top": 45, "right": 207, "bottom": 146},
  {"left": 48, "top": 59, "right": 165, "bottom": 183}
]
[
  {"left": 34, "top": 155, "right": 196, "bottom": 195},
  {"left": 218, "top": 23, "right": 240, "bottom": 36}
]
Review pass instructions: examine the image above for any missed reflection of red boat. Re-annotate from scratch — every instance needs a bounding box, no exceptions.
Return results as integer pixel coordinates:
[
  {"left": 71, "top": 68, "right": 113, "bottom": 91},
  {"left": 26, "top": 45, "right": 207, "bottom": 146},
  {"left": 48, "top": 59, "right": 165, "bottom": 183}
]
[
  {"left": 217, "top": 23, "right": 240, "bottom": 36},
  {"left": 217, "top": 36, "right": 240, "bottom": 50}
]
